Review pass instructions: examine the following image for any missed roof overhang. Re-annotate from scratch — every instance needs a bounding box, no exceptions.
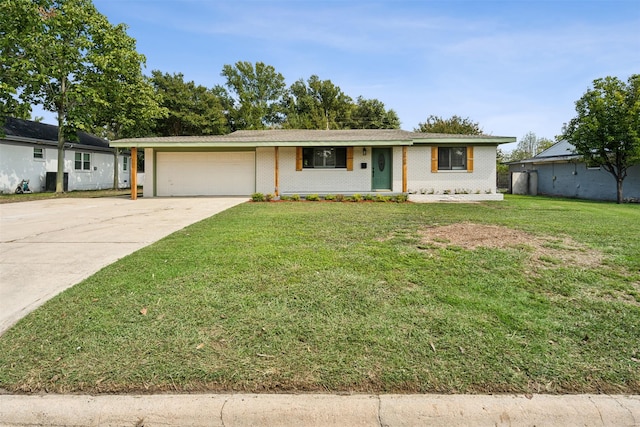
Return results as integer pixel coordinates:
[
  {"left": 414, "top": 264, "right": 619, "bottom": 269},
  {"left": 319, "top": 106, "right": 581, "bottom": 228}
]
[
  {"left": 2, "top": 135, "right": 118, "bottom": 153},
  {"left": 505, "top": 155, "right": 581, "bottom": 165},
  {"left": 110, "top": 130, "right": 516, "bottom": 149}
]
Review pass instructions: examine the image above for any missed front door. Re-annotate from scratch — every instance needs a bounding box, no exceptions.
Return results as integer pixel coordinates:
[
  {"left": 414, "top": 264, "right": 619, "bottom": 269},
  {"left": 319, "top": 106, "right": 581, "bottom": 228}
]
[{"left": 372, "top": 148, "right": 392, "bottom": 191}]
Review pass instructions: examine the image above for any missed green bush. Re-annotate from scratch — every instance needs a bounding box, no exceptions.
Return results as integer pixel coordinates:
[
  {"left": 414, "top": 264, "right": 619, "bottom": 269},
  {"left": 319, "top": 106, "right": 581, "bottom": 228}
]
[
  {"left": 306, "top": 194, "right": 320, "bottom": 201},
  {"left": 265, "top": 193, "right": 275, "bottom": 201},
  {"left": 393, "top": 194, "right": 409, "bottom": 203},
  {"left": 351, "top": 193, "right": 362, "bottom": 202},
  {"left": 324, "top": 194, "right": 335, "bottom": 201},
  {"left": 335, "top": 194, "right": 345, "bottom": 202},
  {"left": 280, "top": 195, "right": 291, "bottom": 201},
  {"left": 363, "top": 194, "right": 374, "bottom": 201},
  {"left": 290, "top": 194, "right": 301, "bottom": 201},
  {"left": 251, "top": 193, "right": 265, "bottom": 202},
  {"left": 374, "top": 194, "right": 390, "bottom": 202}
]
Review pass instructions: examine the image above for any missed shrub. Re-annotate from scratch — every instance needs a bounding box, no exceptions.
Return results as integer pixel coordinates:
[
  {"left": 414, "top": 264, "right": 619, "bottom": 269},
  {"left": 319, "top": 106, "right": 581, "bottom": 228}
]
[
  {"left": 363, "top": 194, "right": 374, "bottom": 201},
  {"left": 265, "top": 193, "right": 275, "bottom": 201},
  {"left": 290, "top": 194, "right": 301, "bottom": 201},
  {"left": 335, "top": 194, "right": 345, "bottom": 202},
  {"left": 306, "top": 194, "right": 320, "bottom": 201},
  {"left": 351, "top": 193, "right": 362, "bottom": 202},
  {"left": 324, "top": 194, "right": 335, "bottom": 201},
  {"left": 251, "top": 193, "right": 265, "bottom": 202},
  {"left": 393, "top": 194, "right": 408, "bottom": 203},
  {"left": 280, "top": 195, "right": 291, "bottom": 201}
]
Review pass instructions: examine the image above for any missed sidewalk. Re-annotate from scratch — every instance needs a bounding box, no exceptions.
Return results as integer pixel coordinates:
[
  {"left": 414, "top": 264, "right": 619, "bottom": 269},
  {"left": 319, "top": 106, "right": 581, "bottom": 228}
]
[{"left": 0, "top": 393, "right": 638, "bottom": 426}]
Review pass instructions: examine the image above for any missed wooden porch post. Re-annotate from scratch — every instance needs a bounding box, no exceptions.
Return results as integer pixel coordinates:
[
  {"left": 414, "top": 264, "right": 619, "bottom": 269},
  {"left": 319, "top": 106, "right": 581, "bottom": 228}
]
[
  {"left": 130, "top": 147, "right": 137, "bottom": 200},
  {"left": 402, "top": 146, "right": 407, "bottom": 193},
  {"left": 274, "top": 146, "right": 280, "bottom": 196}
]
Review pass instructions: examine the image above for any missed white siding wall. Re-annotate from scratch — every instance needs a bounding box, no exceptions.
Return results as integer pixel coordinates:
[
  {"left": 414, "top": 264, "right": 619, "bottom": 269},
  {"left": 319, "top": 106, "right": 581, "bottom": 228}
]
[
  {"left": 0, "top": 142, "right": 129, "bottom": 193},
  {"left": 406, "top": 145, "right": 498, "bottom": 194},
  {"left": 0, "top": 144, "right": 48, "bottom": 193},
  {"left": 69, "top": 149, "right": 129, "bottom": 191}
]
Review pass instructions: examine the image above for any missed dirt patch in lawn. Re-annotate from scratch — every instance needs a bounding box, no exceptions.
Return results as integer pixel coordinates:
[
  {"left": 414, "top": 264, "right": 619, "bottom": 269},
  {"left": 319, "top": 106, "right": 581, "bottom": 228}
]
[{"left": 418, "top": 222, "right": 603, "bottom": 268}]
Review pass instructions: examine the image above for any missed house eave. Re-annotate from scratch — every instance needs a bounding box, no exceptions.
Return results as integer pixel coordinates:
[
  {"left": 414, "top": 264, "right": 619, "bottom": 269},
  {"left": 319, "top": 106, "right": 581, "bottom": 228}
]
[
  {"left": 504, "top": 155, "right": 581, "bottom": 165},
  {"left": 111, "top": 134, "right": 517, "bottom": 149},
  {"left": 413, "top": 136, "right": 516, "bottom": 145},
  {"left": 2, "top": 135, "right": 117, "bottom": 153}
]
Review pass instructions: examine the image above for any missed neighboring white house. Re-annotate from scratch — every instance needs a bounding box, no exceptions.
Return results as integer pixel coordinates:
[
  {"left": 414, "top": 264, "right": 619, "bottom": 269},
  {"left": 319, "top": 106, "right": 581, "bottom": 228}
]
[
  {"left": 1, "top": 117, "right": 131, "bottom": 193},
  {"left": 111, "top": 129, "right": 515, "bottom": 201}
]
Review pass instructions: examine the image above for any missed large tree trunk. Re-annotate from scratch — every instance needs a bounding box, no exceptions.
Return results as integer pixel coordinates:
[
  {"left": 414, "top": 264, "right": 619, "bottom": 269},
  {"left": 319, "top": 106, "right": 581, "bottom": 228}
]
[
  {"left": 113, "top": 148, "right": 119, "bottom": 190},
  {"left": 617, "top": 178, "right": 624, "bottom": 204}
]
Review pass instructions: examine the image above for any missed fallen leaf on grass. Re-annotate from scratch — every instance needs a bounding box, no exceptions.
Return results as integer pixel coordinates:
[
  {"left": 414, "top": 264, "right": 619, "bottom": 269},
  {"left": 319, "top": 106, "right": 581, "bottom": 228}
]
[
  {"left": 196, "top": 343, "right": 205, "bottom": 350},
  {"left": 140, "top": 308, "right": 147, "bottom": 316},
  {"left": 430, "top": 342, "right": 436, "bottom": 353},
  {"left": 257, "top": 353, "right": 275, "bottom": 358}
]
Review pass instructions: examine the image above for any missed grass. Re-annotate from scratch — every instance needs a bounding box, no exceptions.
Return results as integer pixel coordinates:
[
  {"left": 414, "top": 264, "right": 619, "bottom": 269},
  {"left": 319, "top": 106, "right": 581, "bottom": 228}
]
[
  {"left": 0, "top": 195, "right": 638, "bottom": 394},
  {"left": 0, "top": 188, "right": 138, "bottom": 204}
]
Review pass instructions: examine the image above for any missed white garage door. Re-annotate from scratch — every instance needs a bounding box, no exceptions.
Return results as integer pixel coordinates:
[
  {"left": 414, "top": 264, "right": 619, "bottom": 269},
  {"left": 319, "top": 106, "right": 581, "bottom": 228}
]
[{"left": 156, "top": 151, "right": 255, "bottom": 196}]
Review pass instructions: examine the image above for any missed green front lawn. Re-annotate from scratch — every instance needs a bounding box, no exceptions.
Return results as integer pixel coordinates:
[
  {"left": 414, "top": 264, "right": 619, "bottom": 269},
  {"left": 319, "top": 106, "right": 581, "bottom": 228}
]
[{"left": 0, "top": 196, "right": 638, "bottom": 394}]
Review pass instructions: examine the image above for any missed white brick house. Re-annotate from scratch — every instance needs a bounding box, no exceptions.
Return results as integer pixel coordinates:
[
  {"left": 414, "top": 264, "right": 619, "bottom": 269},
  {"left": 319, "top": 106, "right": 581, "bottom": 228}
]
[
  {"left": 111, "top": 129, "right": 515, "bottom": 201},
  {"left": 1, "top": 117, "right": 131, "bottom": 193}
]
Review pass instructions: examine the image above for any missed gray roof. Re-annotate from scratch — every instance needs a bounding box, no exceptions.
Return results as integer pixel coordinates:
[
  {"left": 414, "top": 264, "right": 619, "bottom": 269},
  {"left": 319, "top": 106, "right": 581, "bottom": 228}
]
[
  {"left": 111, "top": 129, "right": 516, "bottom": 148},
  {"left": 535, "top": 140, "right": 577, "bottom": 158},
  {"left": 1, "top": 117, "right": 111, "bottom": 151},
  {"left": 506, "top": 140, "right": 580, "bottom": 165}
]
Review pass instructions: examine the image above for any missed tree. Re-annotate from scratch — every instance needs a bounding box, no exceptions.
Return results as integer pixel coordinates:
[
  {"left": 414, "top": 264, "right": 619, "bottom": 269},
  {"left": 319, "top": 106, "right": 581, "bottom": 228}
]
[
  {"left": 415, "top": 115, "right": 483, "bottom": 135},
  {"left": 349, "top": 96, "right": 400, "bottom": 129},
  {"left": 562, "top": 75, "right": 640, "bottom": 203},
  {"left": 0, "top": 0, "right": 153, "bottom": 192},
  {"left": 507, "top": 131, "right": 554, "bottom": 161},
  {"left": 282, "top": 75, "right": 353, "bottom": 130},
  {"left": 150, "top": 71, "right": 228, "bottom": 136},
  {"left": 221, "top": 61, "right": 286, "bottom": 130}
]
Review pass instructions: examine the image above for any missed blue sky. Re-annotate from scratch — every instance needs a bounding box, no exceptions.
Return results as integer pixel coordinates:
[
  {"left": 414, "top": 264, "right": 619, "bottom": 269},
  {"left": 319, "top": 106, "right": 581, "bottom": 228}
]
[{"left": 41, "top": 0, "right": 640, "bottom": 151}]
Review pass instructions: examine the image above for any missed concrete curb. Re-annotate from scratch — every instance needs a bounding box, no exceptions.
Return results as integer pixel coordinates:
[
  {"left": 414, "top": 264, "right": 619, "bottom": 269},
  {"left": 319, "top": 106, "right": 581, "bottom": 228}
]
[{"left": 0, "top": 393, "right": 638, "bottom": 426}]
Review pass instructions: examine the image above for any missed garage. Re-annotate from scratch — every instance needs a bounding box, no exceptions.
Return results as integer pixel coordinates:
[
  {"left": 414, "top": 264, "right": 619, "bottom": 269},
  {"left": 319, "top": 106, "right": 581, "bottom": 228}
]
[{"left": 156, "top": 151, "right": 255, "bottom": 196}]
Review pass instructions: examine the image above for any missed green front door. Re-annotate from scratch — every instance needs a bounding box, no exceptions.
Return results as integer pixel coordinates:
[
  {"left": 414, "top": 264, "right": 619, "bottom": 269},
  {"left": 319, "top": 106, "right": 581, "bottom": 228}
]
[{"left": 372, "top": 148, "right": 392, "bottom": 190}]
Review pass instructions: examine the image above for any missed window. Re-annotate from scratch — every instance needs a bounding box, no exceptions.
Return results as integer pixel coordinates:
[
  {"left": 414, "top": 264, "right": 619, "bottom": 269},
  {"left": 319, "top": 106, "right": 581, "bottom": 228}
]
[
  {"left": 302, "top": 147, "right": 347, "bottom": 168},
  {"left": 431, "top": 146, "right": 473, "bottom": 172},
  {"left": 123, "top": 156, "right": 128, "bottom": 171},
  {"left": 438, "top": 147, "right": 466, "bottom": 170},
  {"left": 75, "top": 152, "right": 91, "bottom": 170},
  {"left": 33, "top": 147, "right": 44, "bottom": 159}
]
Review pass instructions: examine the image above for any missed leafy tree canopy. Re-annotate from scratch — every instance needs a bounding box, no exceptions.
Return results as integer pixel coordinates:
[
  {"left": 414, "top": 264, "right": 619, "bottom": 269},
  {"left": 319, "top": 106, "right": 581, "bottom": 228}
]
[
  {"left": 281, "top": 75, "right": 399, "bottom": 130},
  {"left": 507, "top": 131, "right": 554, "bottom": 161},
  {"left": 282, "top": 75, "right": 353, "bottom": 130},
  {"left": 221, "top": 61, "right": 287, "bottom": 130},
  {"left": 0, "top": 0, "right": 160, "bottom": 192},
  {"left": 562, "top": 75, "right": 640, "bottom": 203},
  {"left": 150, "top": 71, "right": 227, "bottom": 136},
  {"left": 349, "top": 96, "right": 400, "bottom": 129},
  {"left": 415, "top": 115, "right": 483, "bottom": 135}
]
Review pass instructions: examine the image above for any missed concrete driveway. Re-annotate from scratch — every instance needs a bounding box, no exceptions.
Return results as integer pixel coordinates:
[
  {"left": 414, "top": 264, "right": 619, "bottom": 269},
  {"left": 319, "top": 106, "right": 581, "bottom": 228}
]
[{"left": 0, "top": 197, "right": 247, "bottom": 335}]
